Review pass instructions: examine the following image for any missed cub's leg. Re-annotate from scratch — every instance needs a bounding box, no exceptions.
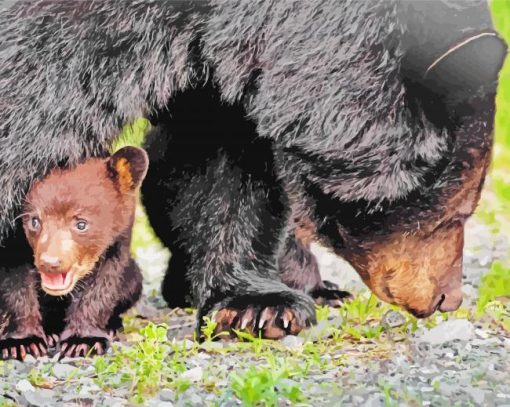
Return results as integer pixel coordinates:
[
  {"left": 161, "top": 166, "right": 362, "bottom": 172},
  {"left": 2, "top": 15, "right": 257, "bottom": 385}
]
[
  {"left": 59, "top": 243, "right": 143, "bottom": 358},
  {"left": 0, "top": 227, "right": 47, "bottom": 360}
]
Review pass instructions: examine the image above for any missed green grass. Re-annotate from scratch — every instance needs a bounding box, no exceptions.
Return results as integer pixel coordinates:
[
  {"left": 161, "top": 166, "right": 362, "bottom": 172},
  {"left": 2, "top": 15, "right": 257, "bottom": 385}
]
[
  {"left": 477, "top": 261, "right": 510, "bottom": 313},
  {"left": 30, "top": 294, "right": 472, "bottom": 404},
  {"left": 229, "top": 356, "right": 304, "bottom": 407},
  {"left": 491, "top": 0, "right": 510, "bottom": 217},
  {"left": 472, "top": 0, "right": 510, "bottom": 325}
]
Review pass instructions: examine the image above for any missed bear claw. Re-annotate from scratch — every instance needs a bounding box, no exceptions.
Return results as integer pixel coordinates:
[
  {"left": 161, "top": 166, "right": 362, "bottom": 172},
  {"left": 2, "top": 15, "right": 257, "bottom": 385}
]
[
  {"left": 213, "top": 304, "right": 310, "bottom": 340},
  {"left": 311, "top": 280, "right": 353, "bottom": 308}
]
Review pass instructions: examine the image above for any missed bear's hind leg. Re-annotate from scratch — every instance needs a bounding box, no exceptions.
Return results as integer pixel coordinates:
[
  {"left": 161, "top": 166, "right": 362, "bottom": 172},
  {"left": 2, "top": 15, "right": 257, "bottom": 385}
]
[{"left": 279, "top": 233, "right": 352, "bottom": 308}]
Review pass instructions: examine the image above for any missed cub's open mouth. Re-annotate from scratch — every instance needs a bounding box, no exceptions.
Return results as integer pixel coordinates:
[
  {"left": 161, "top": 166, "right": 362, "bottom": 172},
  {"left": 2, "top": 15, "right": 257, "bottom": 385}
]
[{"left": 39, "top": 270, "right": 76, "bottom": 296}]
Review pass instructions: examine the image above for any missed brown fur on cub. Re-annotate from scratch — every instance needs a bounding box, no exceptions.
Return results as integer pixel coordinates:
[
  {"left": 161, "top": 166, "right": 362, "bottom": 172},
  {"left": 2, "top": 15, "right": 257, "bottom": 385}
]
[{"left": 12, "top": 146, "right": 148, "bottom": 359}]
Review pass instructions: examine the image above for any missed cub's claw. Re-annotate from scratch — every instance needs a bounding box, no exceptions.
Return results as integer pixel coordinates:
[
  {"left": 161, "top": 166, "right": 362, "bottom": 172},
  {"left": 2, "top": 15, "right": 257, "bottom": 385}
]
[
  {"left": 45, "top": 333, "right": 60, "bottom": 348},
  {"left": 59, "top": 336, "right": 109, "bottom": 359},
  {"left": 0, "top": 336, "right": 47, "bottom": 361}
]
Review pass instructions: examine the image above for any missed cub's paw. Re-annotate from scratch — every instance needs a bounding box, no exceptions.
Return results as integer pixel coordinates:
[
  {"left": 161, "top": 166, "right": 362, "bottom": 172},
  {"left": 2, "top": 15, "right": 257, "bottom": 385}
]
[
  {"left": 45, "top": 333, "right": 60, "bottom": 349},
  {"left": 58, "top": 328, "right": 114, "bottom": 358},
  {"left": 59, "top": 336, "right": 110, "bottom": 358},
  {"left": 0, "top": 336, "right": 47, "bottom": 361},
  {"left": 209, "top": 293, "right": 316, "bottom": 340},
  {"left": 310, "top": 280, "right": 353, "bottom": 308}
]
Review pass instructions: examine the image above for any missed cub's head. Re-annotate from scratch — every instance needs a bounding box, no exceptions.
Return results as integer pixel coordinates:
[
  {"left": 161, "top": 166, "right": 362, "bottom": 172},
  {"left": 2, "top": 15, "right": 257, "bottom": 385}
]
[{"left": 22, "top": 146, "right": 148, "bottom": 296}]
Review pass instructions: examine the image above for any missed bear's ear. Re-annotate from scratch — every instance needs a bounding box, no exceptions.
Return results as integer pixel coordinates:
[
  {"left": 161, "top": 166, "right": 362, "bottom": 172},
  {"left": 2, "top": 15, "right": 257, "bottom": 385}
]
[
  {"left": 423, "top": 32, "right": 507, "bottom": 101},
  {"left": 107, "top": 146, "right": 149, "bottom": 192}
]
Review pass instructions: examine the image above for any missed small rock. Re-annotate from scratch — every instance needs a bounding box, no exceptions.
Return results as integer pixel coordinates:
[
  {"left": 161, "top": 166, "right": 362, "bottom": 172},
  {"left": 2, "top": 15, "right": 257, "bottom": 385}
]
[
  {"left": 195, "top": 352, "right": 211, "bottom": 360},
  {"left": 189, "top": 394, "right": 202, "bottom": 405},
  {"left": 102, "top": 396, "right": 127, "bottom": 406},
  {"left": 52, "top": 363, "right": 77, "bottom": 380},
  {"left": 438, "top": 383, "right": 459, "bottom": 397},
  {"left": 146, "top": 398, "right": 162, "bottom": 407},
  {"left": 462, "top": 284, "right": 477, "bottom": 299},
  {"left": 10, "top": 360, "right": 32, "bottom": 374},
  {"left": 416, "top": 319, "right": 475, "bottom": 344},
  {"left": 281, "top": 335, "right": 304, "bottom": 349},
  {"left": 181, "top": 366, "right": 203, "bottom": 382},
  {"left": 58, "top": 356, "right": 79, "bottom": 364},
  {"left": 381, "top": 311, "right": 406, "bottom": 329},
  {"left": 157, "top": 403, "right": 174, "bottom": 407},
  {"left": 365, "top": 394, "right": 384, "bottom": 407},
  {"left": 24, "top": 389, "right": 55, "bottom": 407},
  {"left": 23, "top": 355, "right": 37, "bottom": 364},
  {"left": 62, "top": 395, "right": 95, "bottom": 404},
  {"left": 200, "top": 341, "right": 223, "bottom": 351},
  {"left": 134, "top": 297, "right": 161, "bottom": 320},
  {"left": 79, "top": 384, "right": 101, "bottom": 395},
  {"left": 463, "top": 387, "right": 487, "bottom": 405},
  {"left": 302, "top": 317, "right": 343, "bottom": 341},
  {"left": 160, "top": 389, "right": 176, "bottom": 402},
  {"left": 475, "top": 328, "right": 489, "bottom": 339},
  {"left": 49, "top": 353, "right": 61, "bottom": 363},
  {"left": 16, "top": 379, "right": 35, "bottom": 393},
  {"left": 277, "top": 378, "right": 299, "bottom": 390},
  {"left": 169, "top": 339, "right": 195, "bottom": 352}
]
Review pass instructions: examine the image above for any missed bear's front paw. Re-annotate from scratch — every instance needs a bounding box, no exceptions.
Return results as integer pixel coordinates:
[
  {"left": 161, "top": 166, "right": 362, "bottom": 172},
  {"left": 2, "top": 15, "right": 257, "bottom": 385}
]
[
  {"left": 310, "top": 280, "right": 353, "bottom": 308},
  {"left": 0, "top": 335, "right": 47, "bottom": 361},
  {"left": 207, "top": 293, "right": 316, "bottom": 340}
]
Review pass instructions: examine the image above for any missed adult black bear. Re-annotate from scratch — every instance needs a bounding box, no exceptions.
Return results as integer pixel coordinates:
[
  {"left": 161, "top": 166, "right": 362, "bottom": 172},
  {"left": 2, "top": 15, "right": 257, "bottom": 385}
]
[{"left": 0, "top": 1, "right": 506, "bottom": 340}]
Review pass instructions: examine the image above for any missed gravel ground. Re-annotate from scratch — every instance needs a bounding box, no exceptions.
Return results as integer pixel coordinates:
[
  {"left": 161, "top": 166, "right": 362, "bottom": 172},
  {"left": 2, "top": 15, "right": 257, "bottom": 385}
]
[{"left": 1, "top": 216, "right": 509, "bottom": 407}]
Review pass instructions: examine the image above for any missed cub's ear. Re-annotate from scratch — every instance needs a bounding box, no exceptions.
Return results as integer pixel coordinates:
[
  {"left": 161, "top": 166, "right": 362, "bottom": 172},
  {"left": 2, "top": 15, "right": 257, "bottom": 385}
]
[{"left": 107, "top": 146, "right": 149, "bottom": 192}]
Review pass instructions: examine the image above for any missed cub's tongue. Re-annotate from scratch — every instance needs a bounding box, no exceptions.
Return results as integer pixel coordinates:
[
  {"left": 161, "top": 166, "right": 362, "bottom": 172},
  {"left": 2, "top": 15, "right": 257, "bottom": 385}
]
[{"left": 39, "top": 271, "right": 70, "bottom": 290}]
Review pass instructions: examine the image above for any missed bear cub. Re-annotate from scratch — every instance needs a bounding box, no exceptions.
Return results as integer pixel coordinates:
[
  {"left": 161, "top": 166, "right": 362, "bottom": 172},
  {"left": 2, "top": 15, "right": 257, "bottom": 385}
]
[{"left": 10, "top": 146, "right": 148, "bottom": 359}]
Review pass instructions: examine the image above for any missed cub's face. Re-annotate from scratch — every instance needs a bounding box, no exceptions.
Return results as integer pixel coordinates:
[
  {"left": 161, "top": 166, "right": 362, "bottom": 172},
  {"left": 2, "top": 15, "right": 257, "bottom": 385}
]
[{"left": 22, "top": 147, "right": 148, "bottom": 296}]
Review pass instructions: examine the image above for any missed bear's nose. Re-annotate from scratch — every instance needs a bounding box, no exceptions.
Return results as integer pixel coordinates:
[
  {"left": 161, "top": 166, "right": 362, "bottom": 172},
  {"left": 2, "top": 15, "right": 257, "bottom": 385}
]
[
  {"left": 39, "top": 253, "right": 61, "bottom": 269},
  {"left": 438, "top": 287, "right": 463, "bottom": 312}
]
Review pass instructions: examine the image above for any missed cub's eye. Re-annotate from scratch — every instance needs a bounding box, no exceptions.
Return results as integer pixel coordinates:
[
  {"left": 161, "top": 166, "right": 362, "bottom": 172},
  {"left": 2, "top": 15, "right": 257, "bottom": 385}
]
[
  {"left": 30, "top": 217, "right": 40, "bottom": 230},
  {"left": 75, "top": 220, "right": 88, "bottom": 231}
]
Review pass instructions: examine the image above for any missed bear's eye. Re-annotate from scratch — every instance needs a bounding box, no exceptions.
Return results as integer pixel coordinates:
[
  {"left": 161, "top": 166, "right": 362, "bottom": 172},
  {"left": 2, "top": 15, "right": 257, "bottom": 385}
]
[
  {"left": 75, "top": 220, "right": 88, "bottom": 231},
  {"left": 31, "top": 217, "right": 40, "bottom": 230}
]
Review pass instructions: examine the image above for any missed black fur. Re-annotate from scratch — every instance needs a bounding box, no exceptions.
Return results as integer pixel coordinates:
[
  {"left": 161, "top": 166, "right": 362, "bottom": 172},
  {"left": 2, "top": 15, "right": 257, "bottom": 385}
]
[{"left": 0, "top": 1, "right": 506, "bottom": 332}]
